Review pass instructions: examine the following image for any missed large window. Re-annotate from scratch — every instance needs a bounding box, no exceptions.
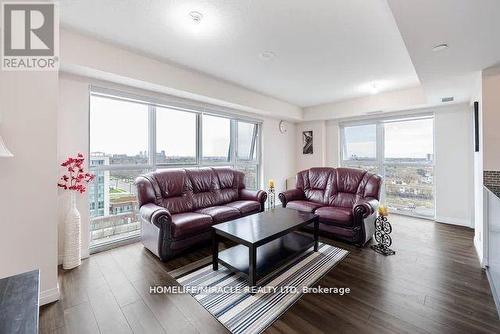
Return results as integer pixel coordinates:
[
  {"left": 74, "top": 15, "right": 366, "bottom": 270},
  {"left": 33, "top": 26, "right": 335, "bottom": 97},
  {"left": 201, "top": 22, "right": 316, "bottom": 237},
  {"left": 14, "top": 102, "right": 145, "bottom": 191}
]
[
  {"left": 90, "top": 96, "right": 149, "bottom": 165},
  {"left": 342, "top": 124, "right": 377, "bottom": 161},
  {"left": 89, "top": 91, "right": 261, "bottom": 251},
  {"left": 341, "top": 116, "right": 434, "bottom": 218},
  {"left": 156, "top": 107, "right": 197, "bottom": 164},
  {"left": 237, "top": 121, "right": 258, "bottom": 161},
  {"left": 202, "top": 114, "right": 231, "bottom": 163}
]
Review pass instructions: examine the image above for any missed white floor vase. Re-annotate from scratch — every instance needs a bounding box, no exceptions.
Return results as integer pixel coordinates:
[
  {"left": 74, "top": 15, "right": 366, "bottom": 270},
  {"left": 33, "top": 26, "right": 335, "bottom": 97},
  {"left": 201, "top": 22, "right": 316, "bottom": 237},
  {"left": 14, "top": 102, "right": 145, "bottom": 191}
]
[{"left": 63, "top": 192, "right": 81, "bottom": 270}]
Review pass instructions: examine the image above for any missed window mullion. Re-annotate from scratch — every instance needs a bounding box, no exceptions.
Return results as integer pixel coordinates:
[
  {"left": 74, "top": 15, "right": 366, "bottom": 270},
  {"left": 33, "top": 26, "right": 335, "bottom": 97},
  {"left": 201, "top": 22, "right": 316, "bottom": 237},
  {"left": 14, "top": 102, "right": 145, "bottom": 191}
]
[
  {"left": 231, "top": 119, "right": 236, "bottom": 166},
  {"left": 196, "top": 113, "right": 202, "bottom": 166},
  {"left": 149, "top": 105, "right": 156, "bottom": 171},
  {"left": 377, "top": 122, "right": 386, "bottom": 203},
  {"left": 249, "top": 123, "right": 258, "bottom": 160}
]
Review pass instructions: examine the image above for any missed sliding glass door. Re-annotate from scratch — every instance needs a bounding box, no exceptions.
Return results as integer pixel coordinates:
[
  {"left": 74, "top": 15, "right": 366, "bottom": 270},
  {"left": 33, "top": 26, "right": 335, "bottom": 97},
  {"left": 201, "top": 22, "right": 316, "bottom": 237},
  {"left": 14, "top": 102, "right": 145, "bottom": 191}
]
[
  {"left": 341, "top": 116, "right": 435, "bottom": 218},
  {"left": 89, "top": 91, "right": 262, "bottom": 251}
]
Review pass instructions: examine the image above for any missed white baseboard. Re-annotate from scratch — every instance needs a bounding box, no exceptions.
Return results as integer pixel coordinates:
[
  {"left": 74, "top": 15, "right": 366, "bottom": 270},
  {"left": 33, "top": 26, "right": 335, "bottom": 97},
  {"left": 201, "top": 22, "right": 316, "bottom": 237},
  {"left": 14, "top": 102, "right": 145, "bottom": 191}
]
[
  {"left": 58, "top": 248, "right": 90, "bottom": 265},
  {"left": 40, "top": 284, "right": 60, "bottom": 306},
  {"left": 435, "top": 215, "right": 473, "bottom": 228}
]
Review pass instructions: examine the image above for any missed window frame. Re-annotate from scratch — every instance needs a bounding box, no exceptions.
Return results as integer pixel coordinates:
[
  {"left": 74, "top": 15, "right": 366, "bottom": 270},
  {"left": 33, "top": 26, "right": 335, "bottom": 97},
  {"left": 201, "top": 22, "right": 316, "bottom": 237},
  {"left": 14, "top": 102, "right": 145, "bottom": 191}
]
[
  {"left": 154, "top": 105, "right": 199, "bottom": 166},
  {"left": 339, "top": 113, "right": 435, "bottom": 219},
  {"left": 235, "top": 120, "right": 259, "bottom": 162},
  {"left": 340, "top": 123, "right": 378, "bottom": 163},
  {"left": 200, "top": 112, "right": 233, "bottom": 165},
  {"left": 88, "top": 88, "right": 262, "bottom": 252}
]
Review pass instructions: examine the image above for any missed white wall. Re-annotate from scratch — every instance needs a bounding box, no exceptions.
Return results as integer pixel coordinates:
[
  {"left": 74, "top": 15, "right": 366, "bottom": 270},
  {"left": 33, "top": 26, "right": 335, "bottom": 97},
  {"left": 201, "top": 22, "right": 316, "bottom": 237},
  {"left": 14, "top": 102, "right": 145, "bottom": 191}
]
[
  {"left": 60, "top": 29, "right": 302, "bottom": 121},
  {"left": 325, "top": 121, "right": 340, "bottom": 167},
  {"left": 472, "top": 71, "right": 485, "bottom": 264},
  {"left": 303, "top": 86, "right": 427, "bottom": 121},
  {"left": 295, "top": 120, "right": 340, "bottom": 171},
  {"left": 261, "top": 120, "right": 297, "bottom": 194},
  {"left": 296, "top": 121, "right": 327, "bottom": 171},
  {"left": 434, "top": 103, "right": 474, "bottom": 227},
  {"left": 58, "top": 75, "right": 91, "bottom": 261},
  {"left": 0, "top": 71, "right": 59, "bottom": 305},
  {"left": 483, "top": 67, "right": 500, "bottom": 171}
]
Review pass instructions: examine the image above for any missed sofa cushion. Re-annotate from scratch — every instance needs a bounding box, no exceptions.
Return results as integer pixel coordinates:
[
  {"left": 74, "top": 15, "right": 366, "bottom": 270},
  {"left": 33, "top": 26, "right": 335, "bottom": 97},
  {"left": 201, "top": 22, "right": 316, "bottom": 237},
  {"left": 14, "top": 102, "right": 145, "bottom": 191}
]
[
  {"left": 138, "top": 170, "right": 193, "bottom": 214},
  {"left": 286, "top": 200, "right": 323, "bottom": 213},
  {"left": 212, "top": 167, "right": 242, "bottom": 204},
  {"left": 186, "top": 168, "right": 219, "bottom": 210},
  {"left": 329, "top": 192, "right": 357, "bottom": 209},
  {"left": 225, "top": 200, "right": 260, "bottom": 214},
  {"left": 171, "top": 212, "right": 213, "bottom": 239},
  {"left": 296, "top": 168, "right": 333, "bottom": 205},
  {"left": 315, "top": 206, "right": 353, "bottom": 226},
  {"left": 336, "top": 168, "right": 366, "bottom": 193},
  {"left": 196, "top": 206, "right": 241, "bottom": 222}
]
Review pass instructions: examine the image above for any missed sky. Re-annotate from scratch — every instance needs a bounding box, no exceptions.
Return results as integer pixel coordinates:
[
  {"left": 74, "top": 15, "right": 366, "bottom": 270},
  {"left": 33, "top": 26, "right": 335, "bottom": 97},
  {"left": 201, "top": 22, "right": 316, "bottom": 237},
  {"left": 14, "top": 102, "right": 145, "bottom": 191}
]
[
  {"left": 345, "top": 119, "right": 433, "bottom": 159},
  {"left": 90, "top": 96, "right": 149, "bottom": 155},
  {"left": 90, "top": 96, "right": 239, "bottom": 157}
]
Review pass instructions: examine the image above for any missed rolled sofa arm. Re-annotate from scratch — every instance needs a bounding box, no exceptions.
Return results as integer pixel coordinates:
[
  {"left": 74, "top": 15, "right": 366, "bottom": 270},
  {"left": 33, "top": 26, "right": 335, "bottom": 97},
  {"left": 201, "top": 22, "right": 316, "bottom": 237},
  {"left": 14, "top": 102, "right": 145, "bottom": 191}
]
[
  {"left": 240, "top": 189, "right": 267, "bottom": 212},
  {"left": 278, "top": 188, "right": 305, "bottom": 208},
  {"left": 353, "top": 197, "right": 380, "bottom": 218},
  {"left": 353, "top": 197, "right": 379, "bottom": 246},
  {"left": 140, "top": 203, "right": 172, "bottom": 228},
  {"left": 240, "top": 189, "right": 267, "bottom": 203}
]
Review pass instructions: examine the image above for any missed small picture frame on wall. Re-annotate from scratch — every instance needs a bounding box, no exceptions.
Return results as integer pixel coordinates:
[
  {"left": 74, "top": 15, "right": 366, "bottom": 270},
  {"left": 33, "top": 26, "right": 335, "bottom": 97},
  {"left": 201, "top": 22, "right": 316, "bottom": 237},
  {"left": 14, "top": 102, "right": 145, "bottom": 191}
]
[{"left": 302, "top": 131, "right": 313, "bottom": 154}]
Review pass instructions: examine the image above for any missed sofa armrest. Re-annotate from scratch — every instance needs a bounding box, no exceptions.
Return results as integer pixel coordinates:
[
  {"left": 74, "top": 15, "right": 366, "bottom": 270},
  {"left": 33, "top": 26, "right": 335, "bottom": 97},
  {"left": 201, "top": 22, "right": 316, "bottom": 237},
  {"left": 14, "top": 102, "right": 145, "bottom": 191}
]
[
  {"left": 278, "top": 189, "right": 305, "bottom": 207},
  {"left": 353, "top": 197, "right": 379, "bottom": 218},
  {"left": 140, "top": 203, "right": 172, "bottom": 228},
  {"left": 240, "top": 189, "right": 267, "bottom": 212},
  {"left": 352, "top": 197, "right": 379, "bottom": 246},
  {"left": 240, "top": 189, "right": 267, "bottom": 203}
]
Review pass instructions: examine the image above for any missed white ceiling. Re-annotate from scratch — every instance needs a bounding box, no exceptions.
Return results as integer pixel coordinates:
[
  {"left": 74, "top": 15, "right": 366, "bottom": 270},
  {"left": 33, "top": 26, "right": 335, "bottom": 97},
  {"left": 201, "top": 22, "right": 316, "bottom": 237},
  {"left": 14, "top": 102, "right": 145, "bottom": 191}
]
[
  {"left": 387, "top": 0, "right": 500, "bottom": 104},
  {"left": 59, "top": 0, "right": 420, "bottom": 107}
]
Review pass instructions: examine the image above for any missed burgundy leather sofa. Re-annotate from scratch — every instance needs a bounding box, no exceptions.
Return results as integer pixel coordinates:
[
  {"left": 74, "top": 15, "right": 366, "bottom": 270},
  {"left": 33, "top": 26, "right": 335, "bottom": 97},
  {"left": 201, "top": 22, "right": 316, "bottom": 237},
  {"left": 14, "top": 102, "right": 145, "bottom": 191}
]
[
  {"left": 279, "top": 167, "right": 382, "bottom": 246},
  {"left": 135, "top": 167, "right": 267, "bottom": 261}
]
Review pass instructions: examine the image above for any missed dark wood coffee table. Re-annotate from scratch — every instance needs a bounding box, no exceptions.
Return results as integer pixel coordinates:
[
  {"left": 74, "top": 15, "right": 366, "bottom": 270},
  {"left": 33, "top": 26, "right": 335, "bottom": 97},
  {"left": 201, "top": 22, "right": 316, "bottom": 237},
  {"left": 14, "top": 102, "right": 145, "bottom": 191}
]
[{"left": 212, "top": 207, "right": 319, "bottom": 287}]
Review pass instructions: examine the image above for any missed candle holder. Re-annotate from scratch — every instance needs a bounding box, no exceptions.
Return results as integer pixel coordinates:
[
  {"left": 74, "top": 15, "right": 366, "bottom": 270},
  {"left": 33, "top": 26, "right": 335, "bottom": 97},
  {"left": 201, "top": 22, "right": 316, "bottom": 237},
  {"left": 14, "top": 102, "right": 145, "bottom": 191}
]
[
  {"left": 267, "top": 187, "right": 275, "bottom": 210},
  {"left": 371, "top": 213, "right": 396, "bottom": 256}
]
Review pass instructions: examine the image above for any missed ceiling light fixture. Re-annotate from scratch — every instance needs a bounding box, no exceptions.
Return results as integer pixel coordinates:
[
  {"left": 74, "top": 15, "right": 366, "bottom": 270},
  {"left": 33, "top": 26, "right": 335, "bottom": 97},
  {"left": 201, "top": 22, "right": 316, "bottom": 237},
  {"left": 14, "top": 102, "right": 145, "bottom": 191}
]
[
  {"left": 432, "top": 43, "right": 448, "bottom": 52},
  {"left": 360, "top": 81, "right": 388, "bottom": 96},
  {"left": 259, "top": 51, "right": 276, "bottom": 61},
  {"left": 189, "top": 11, "right": 203, "bottom": 24},
  {"left": 369, "top": 82, "right": 379, "bottom": 95}
]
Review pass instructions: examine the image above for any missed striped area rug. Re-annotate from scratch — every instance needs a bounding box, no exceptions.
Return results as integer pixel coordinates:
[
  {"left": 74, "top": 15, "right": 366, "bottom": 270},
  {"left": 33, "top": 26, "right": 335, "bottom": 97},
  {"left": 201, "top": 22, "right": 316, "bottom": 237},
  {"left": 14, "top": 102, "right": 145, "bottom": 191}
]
[{"left": 171, "top": 243, "right": 348, "bottom": 334}]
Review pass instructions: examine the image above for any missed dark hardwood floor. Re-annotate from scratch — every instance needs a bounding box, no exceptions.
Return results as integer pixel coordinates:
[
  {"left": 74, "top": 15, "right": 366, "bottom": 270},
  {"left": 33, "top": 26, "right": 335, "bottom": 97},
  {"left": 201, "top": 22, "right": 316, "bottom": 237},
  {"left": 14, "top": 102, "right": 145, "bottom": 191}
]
[{"left": 40, "top": 215, "right": 500, "bottom": 333}]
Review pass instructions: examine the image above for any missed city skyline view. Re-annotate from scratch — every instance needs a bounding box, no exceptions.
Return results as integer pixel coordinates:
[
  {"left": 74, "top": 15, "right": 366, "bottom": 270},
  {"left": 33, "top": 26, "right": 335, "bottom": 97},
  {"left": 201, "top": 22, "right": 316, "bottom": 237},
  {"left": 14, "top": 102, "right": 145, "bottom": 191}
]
[
  {"left": 90, "top": 95, "right": 240, "bottom": 158},
  {"left": 344, "top": 118, "right": 434, "bottom": 160}
]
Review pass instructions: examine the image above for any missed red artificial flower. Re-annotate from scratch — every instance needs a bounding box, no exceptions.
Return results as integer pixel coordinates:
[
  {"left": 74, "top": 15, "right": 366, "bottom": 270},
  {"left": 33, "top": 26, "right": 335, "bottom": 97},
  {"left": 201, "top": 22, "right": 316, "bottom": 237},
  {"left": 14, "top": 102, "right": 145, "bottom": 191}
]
[{"left": 57, "top": 153, "right": 95, "bottom": 194}]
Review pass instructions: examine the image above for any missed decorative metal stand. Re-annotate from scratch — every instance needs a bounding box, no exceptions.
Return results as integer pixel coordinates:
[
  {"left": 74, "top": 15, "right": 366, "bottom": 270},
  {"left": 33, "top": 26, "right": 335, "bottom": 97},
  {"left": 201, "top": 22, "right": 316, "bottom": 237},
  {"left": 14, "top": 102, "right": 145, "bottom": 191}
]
[
  {"left": 267, "top": 187, "right": 275, "bottom": 210},
  {"left": 371, "top": 215, "right": 396, "bottom": 256}
]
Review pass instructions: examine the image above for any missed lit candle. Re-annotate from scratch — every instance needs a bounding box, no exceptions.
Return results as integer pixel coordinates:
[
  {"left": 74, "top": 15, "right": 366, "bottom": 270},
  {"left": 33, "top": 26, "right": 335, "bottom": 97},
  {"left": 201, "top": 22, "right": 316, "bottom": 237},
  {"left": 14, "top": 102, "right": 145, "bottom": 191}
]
[{"left": 378, "top": 205, "right": 388, "bottom": 217}]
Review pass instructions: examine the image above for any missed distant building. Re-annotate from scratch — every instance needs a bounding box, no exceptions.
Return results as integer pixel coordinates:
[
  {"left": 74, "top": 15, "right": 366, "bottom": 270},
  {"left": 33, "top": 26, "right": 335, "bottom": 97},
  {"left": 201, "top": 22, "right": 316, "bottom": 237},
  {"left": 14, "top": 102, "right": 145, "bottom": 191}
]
[
  {"left": 110, "top": 194, "right": 137, "bottom": 215},
  {"left": 110, "top": 153, "right": 148, "bottom": 165},
  {"left": 89, "top": 153, "right": 110, "bottom": 218}
]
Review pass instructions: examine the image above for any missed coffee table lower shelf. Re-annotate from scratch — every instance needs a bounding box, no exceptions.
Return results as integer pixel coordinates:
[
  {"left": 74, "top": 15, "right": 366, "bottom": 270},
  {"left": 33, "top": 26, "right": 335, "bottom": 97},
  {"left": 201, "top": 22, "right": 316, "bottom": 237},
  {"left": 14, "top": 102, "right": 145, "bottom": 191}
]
[{"left": 216, "top": 232, "right": 314, "bottom": 285}]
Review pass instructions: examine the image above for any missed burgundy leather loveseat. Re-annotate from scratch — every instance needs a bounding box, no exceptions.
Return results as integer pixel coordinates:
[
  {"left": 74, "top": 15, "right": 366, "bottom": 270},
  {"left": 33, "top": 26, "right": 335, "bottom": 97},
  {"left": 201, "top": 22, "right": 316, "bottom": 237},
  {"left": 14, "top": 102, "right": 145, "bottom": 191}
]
[
  {"left": 135, "top": 167, "right": 267, "bottom": 261},
  {"left": 279, "top": 167, "right": 382, "bottom": 246}
]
